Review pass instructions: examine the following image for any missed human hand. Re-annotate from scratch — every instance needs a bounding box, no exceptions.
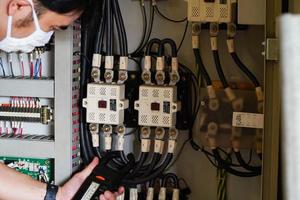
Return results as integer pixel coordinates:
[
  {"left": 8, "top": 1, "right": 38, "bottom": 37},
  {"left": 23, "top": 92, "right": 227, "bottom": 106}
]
[{"left": 56, "top": 157, "right": 124, "bottom": 200}]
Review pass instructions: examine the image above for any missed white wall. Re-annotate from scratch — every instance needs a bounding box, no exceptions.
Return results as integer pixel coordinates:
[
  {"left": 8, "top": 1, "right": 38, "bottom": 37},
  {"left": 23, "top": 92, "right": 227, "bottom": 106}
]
[{"left": 119, "top": 0, "right": 264, "bottom": 199}]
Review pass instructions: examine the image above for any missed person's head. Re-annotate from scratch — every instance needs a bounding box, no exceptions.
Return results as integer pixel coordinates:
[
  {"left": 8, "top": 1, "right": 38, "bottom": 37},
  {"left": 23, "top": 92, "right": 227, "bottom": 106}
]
[{"left": 0, "top": 0, "right": 89, "bottom": 52}]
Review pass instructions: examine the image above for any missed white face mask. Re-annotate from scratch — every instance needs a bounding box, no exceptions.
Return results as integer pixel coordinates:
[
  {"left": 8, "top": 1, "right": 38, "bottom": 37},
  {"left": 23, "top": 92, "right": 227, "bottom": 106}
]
[{"left": 0, "top": 0, "right": 54, "bottom": 53}]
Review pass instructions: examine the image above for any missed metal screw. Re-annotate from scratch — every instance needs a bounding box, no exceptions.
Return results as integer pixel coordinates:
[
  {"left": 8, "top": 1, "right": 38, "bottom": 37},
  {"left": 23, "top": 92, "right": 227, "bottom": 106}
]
[
  {"left": 119, "top": 72, "right": 127, "bottom": 81},
  {"left": 141, "top": 127, "right": 149, "bottom": 135},
  {"left": 142, "top": 73, "right": 150, "bottom": 81},
  {"left": 89, "top": 123, "right": 98, "bottom": 132},
  {"left": 117, "top": 126, "right": 125, "bottom": 133},
  {"left": 156, "top": 127, "right": 164, "bottom": 135},
  {"left": 156, "top": 73, "right": 164, "bottom": 81},
  {"left": 91, "top": 69, "right": 99, "bottom": 79},
  {"left": 171, "top": 74, "right": 179, "bottom": 82},
  {"left": 169, "top": 129, "right": 177, "bottom": 137},
  {"left": 105, "top": 72, "right": 112, "bottom": 80},
  {"left": 192, "top": 23, "right": 201, "bottom": 34},
  {"left": 103, "top": 125, "right": 111, "bottom": 132}
]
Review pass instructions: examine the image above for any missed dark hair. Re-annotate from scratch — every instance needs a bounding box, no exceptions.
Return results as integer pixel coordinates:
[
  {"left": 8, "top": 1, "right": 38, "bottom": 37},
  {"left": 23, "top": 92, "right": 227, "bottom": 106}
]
[{"left": 35, "top": 0, "right": 90, "bottom": 14}]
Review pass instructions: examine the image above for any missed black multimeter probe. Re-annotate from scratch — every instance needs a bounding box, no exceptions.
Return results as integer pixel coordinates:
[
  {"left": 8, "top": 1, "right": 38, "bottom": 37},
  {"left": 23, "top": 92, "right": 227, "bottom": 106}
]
[{"left": 73, "top": 152, "right": 135, "bottom": 200}]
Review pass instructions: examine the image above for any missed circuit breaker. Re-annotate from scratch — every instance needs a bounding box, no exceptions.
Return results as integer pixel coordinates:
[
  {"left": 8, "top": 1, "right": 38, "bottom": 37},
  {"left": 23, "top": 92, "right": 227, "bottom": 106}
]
[
  {"left": 83, "top": 83, "right": 129, "bottom": 125},
  {"left": 188, "top": 0, "right": 233, "bottom": 23},
  {"left": 134, "top": 85, "right": 180, "bottom": 128}
]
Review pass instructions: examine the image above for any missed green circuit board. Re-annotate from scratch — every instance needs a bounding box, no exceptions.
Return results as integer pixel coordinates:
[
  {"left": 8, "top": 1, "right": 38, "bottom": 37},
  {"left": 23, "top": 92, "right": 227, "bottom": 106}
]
[{"left": 0, "top": 157, "right": 54, "bottom": 183}]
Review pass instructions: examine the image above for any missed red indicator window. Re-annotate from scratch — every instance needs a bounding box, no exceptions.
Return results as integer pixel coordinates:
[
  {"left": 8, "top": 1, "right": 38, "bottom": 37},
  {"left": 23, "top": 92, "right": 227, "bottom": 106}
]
[
  {"left": 98, "top": 100, "right": 107, "bottom": 108},
  {"left": 151, "top": 102, "right": 160, "bottom": 111}
]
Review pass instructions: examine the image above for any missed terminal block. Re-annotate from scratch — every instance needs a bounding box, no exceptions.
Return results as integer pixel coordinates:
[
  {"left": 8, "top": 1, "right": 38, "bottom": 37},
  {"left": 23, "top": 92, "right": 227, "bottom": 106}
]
[
  {"left": 134, "top": 85, "right": 180, "bottom": 128},
  {"left": 83, "top": 83, "right": 129, "bottom": 125},
  {"left": 0, "top": 105, "right": 53, "bottom": 125},
  {"left": 188, "top": 0, "right": 233, "bottom": 23}
]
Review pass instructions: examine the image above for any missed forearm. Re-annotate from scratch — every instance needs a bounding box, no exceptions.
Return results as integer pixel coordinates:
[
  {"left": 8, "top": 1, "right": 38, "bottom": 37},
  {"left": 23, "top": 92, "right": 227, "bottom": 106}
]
[{"left": 0, "top": 163, "right": 47, "bottom": 200}]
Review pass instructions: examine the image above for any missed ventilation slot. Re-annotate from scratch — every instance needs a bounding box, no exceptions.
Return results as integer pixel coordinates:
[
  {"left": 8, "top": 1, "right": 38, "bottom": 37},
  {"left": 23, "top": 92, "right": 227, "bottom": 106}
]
[
  {"left": 141, "top": 89, "right": 149, "bottom": 97},
  {"left": 220, "top": 7, "right": 228, "bottom": 18},
  {"left": 99, "top": 87, "right": 106, "bottom": 96},
  {"left": 109, "top": 114, "right": 117, "bottom": 123},
  {"left": 192, "top": 6, "right": 200, "bottom": 17},
  {"left": 163, "top": 116, "right": 170, "bottom": 125},
  {"left": 88, "top": 112, "right": 95, "bottom": 121},
  {"left": 89, "top": 87, "right": 96, "bottom": 95},
  {"left": 141, "top": 115, "right": 148, "bottom": 124},
  {"left": 152, "top": 89, "right": 160, "bottom": 98},
  {"left": 99, "top": 113, "right": 106, "bottom": 122},
  {"left": 152, "top": 115, "right": 159, "bottom": 124},
  {"left": 164, "top": 90, "right": 171, "bottom": 99},
  {"left": 206, "top": 7, "right": 214, "bottom": 18}
]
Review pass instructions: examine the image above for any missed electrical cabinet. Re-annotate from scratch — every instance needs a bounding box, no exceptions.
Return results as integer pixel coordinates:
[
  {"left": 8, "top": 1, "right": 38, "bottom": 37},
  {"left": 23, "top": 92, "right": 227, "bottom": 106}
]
[{"left": 0, "top": 0, "right": 282, "bottom": 199}]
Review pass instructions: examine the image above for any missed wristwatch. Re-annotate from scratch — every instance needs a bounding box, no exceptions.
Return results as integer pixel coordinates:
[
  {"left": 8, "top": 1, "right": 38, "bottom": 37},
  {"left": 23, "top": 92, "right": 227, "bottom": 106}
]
[{"left": 44, "top": 184, "right": 59, "bottom": 200}]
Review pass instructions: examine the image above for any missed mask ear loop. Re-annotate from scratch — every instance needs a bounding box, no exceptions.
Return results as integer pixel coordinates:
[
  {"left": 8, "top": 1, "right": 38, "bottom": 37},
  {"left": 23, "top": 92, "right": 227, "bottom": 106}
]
[
  {"left": 26, "top": 0, "right": 42, "bottom": 32},
  {"left": 5, "top": 16, "right": 13, "bottom": 38}
]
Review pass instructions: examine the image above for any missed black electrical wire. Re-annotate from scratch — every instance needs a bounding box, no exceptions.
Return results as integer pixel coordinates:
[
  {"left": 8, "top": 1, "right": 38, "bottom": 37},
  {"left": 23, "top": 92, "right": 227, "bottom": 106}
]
[
  {"left": 193, "top": 48, "right": 212, "bottom": 86},
  {"left": 212, "top": 50, "right": 229, "bottom": 88},
  {"left": 112, "top": 0, "right": 125, "bottom": 56},
  {"left": 158, "top": 38, "right": 177, "bottom": 57},
  {"left": 162, "top": 173, "right": 179, "bottom": 188},
  {"left": 130, "top": 2, "right": 147, "bottom": 55},
  {"left": 95, "top": 1, "right": 106, "bottom": 53},
  {"left": 165, "top": 138, "right": 190, "bottom": 170},
  {"left": 234, "top": 151, "right": 262, "bottom": 173},
  {"left": 106, "top": 0, "right": 113, "bottom": 56},
  {"left": 131, "top": 4, "right": 155, "bottom": 57},
  {"left": 113, "top": 0, "right": 128, "bottom": 56},
  {"left": 0, "top": 57, "right": 5, "bottom": 76},
  {"left": 9, "top": 61, "right": 14, "bottom": 78},
  {"left": 145, "top": 38, "right": 161, "bottom": 56},
  {"left": 212, "top": 149, "right": 261, "bottom": 177},
  {"left": 230, "top": 52, "right": 260, "bottom": 87},
  {"left": 122, "top": 154, "right": 173, "bottom": 185},
  {"left": 125, "top": 152, "right": 149, "bottom": 178},
  {"left": 177, "top": 21, "right": 189, "bottom": 53},
  {"left": 154, "top": 5, "right": 187, "bottom": 23}
]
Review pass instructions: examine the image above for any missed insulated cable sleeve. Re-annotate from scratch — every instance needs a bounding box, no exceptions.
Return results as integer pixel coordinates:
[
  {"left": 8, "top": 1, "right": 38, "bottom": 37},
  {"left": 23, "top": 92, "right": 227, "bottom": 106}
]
[
  {"left": 158, "top": 38, "right": 177, "bottom": 57},
  {"left": 212, "top": 149, "right": 261, "bottom": 177},
  {"left": 212, "top": 50, "right": 229, "bottom": 88},
  {"left": 230, "top": 52, "right": 260, "bottom": 87},
  {"left": 125, "top": 152, "right": 149, "bottom": 179},
  {"left": 145, "top": 38, "right": 161, "bottom": 56},
  {"left": 130, "top": 4, "right": 147, "bottom": 55},
  {"left": 122, "top": 154, "right": 173, "bottom": 185},
  {"left": 112, "top": 0, "right": 125, "bottom": 56},
  {"left": 115, "top": 0, "right": 128, "bottom": 55},
  {"left": 106, "top": 0, "right": 113, "bottom": 56},
  {"left": 234, "top": 151, "right": 262, "bottom": 173},
  {"left": 95, "top": 1, "right": 106, "bottom": 53},
  {"left": 193, "top": 48, "right": 212, "bottom": 86}
]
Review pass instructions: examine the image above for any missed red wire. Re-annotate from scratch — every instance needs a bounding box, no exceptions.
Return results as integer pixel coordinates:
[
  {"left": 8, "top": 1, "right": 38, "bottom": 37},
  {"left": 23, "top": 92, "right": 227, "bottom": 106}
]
[{"left": 30, "top": 62, "right": 34, "bottom": 78}]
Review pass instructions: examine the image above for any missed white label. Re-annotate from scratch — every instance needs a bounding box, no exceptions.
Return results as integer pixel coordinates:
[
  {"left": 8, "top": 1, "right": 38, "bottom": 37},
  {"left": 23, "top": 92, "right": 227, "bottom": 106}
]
[
  {"left": 116, "top": 136, "right": 125, "bottom": 151},
  {"left": 158, "top": 187, "right": 166, "bottom": 200},
  {"left": 146, "top": 188, "right": 154, "bottom": 200},
  {"left": 117, "top": 193, "right": 125, "bottom": 200},
  {"left": 104, "top": 136, "right": 112, "bottom": 150},
  {"left": 81, "top": 182, "right": 100, "bottom": 200},
  {"left": 141, "top": 139, "right": 151, "bottom": 153},
  {"left": 130, "top": 188, "right": 138, "bottom": 200},
  {"left": 92, "top": 134, "right": 99, "bottom": 147},
  {"left": 154, "top": 140, "right": 164, "bottom": 153},
  {"left": 232, "top": 112, "right": 264, "bottom": 129}
]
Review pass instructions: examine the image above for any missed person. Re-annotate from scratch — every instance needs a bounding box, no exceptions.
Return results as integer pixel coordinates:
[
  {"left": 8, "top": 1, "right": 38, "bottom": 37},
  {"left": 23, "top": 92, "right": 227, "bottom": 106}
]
[{"left": 0, "top": 0, "right": 123, "bottom": 200}]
